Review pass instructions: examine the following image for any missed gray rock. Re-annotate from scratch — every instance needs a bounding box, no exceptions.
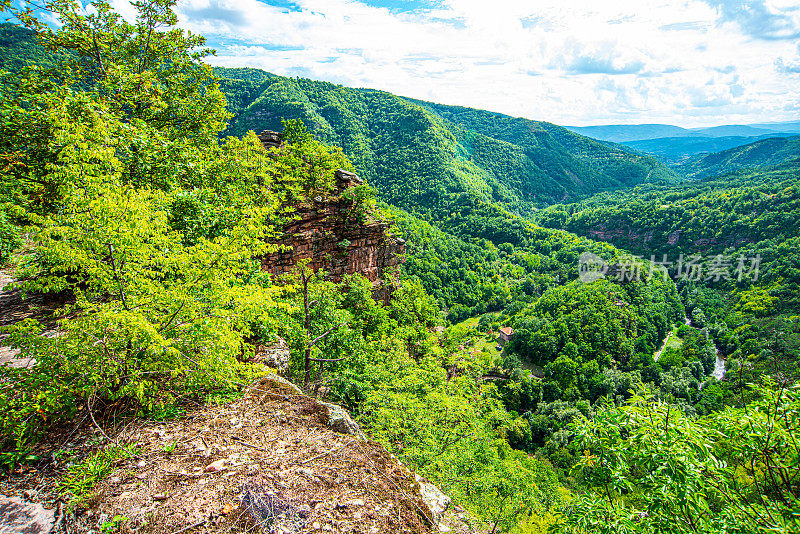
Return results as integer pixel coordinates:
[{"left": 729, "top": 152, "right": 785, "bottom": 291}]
[
  {"left": 0, "top": 494, "right": 56, "bottom": 534},
  {"left": 320, "top": 402, "right": 365, "bottom": 440},
  {"left": 246, "top": 373, "right": 303, "bottom": 400},
  {"left": 255, "top": 337, "right": 290, "bottom": 373},
  {"left": 258, "top": 130, "right": 283, "bottom": 150},
  {"left": 335, "top": 169, "right": 363, "bottom": 187},
  {"left": 415, "top": 474, "right": 451, "bottom": 526}
]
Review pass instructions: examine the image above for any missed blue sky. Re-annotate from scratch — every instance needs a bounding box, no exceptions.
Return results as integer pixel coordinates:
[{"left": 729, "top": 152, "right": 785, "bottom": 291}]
[{"left": 116, "top": 0, "right": 800, "bottom": 126}]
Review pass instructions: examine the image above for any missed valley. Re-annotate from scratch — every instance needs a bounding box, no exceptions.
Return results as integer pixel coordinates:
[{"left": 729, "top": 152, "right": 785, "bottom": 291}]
[{"left": 0, "top": 6, "right": 798, "bottom": 534}]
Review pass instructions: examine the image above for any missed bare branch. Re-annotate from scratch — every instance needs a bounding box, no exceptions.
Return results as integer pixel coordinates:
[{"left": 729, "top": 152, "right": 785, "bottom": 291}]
[
  {"left": 107, "top": 243, "right": 130, "bottom": 311},
  {"left": 309, "top": 322, "right": 346, "bottom": 347}
]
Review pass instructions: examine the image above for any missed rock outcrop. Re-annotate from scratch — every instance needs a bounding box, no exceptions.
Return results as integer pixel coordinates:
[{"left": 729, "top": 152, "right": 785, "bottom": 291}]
[
  {"left": 0, "top": 495, "right": 56, "bottom": 534},
  {"left": 78, "top": 376, "right": 451, "bottom": 534},
  {"left": 258, "top": 132, "right": 406, "bottom": 303},
  {"left": 319, "top": 401, "right": 366, "bottom": 440},
  {"left": 414, "top": 474, "right": 451, "bottom": 526},
  {"left": 251, "top": 336, "right": 291, "bottom": 373}
]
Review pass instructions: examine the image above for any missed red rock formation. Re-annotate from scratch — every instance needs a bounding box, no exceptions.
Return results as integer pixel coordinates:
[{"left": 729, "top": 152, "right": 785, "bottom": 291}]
[{"left": 258, "top": 132, "right": 406, "bottom": 302}]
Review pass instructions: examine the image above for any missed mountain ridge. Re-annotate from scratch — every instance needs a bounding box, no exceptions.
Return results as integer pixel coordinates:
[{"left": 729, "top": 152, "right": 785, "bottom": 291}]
[
  {"left": 216, "top": 66, "right": 677, "bottom": 217},
  {"left": 565, "top": 121, "right": 800, "bottom": 143}
]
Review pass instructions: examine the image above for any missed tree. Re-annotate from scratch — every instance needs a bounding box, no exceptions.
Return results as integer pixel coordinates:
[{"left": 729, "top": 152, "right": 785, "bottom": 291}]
[
  {"left": 557, "top": 383, "right": 800, "bottom": 534},
  {"left": 296, "top": 263, "right": 349, "bottom": 386},
  {"left": 0, "top": 0, "right": 351, "bottom": 447}
]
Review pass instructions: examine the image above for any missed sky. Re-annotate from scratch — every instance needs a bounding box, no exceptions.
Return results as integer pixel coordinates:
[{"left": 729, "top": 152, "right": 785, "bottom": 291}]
[{"left": 121, "top": 0, "right": 800, "bottom": 127}]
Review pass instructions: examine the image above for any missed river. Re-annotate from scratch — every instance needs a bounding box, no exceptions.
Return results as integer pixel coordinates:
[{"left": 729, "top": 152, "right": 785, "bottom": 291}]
[{"left": 653, "top": 314, "right": 726, "bottom": 380}]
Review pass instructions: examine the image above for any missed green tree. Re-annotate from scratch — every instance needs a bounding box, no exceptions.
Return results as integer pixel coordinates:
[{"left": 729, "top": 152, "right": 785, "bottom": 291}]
[
  {"left": 0, "top": 0, "right": 350, "bottom": 447},
  {"left": 557, "top": 383, "right": 800, "bottom": 534}
]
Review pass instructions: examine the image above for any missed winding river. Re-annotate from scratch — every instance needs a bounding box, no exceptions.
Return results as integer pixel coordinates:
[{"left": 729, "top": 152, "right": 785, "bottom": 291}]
[{"left": 654, "top": 314, "right": 726, "bottom": 380}]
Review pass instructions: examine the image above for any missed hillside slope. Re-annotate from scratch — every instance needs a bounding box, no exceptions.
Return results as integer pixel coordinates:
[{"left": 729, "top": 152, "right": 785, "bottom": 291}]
[
  {"left": 538, "top": 160, "right": 800, "bottom": 256},
  {"left": 217, "top": 68, "right": 675, "bottom": 215},
  {"left": 676, "top": 136, "right": 800, "bottom": 178},
  {"left": 622, "top": 133, "right": 799, "bottom": 162}
]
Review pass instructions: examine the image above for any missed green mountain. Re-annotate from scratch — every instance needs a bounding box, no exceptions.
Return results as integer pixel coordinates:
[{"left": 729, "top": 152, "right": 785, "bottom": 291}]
[
  {"left": 676, "top": 136, "right": 800, "bottom": 178},
  {"left": 565, "top": 121, "right": 800, "bottom": 143},
  {"left": 0, "top": 24, "right": 677, "bottom": 219},
  {"left": 0, "top": 23, "right": 63, "bottom": 72},
  {"left": 622, "top": 133, "right": 798, "bottom": 162},
  {"left": 216, "top": 67, "right": 676, "bottom": 215}
]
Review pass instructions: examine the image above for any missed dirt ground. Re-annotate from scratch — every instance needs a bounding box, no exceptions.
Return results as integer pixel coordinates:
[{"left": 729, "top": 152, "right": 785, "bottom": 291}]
[{"left": 0, "top": 381, "right": 479, "bottom": 534}]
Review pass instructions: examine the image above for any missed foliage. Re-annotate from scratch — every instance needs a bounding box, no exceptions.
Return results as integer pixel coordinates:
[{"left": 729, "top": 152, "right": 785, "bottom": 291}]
[
  {"left": 0, "top": 206, "right": 21, "bottom": 264},
  {"left": 100, "top": 515, "right": 130, "bottom": 534},
  {"left": 557, "top": 383, "right": 800, "bottom": 534},
  {"left": 0, "top": 0, "right": 350, "bottom": 448},
  {"left": 58, "top": 444, "right": 136, "bottom": 506}
]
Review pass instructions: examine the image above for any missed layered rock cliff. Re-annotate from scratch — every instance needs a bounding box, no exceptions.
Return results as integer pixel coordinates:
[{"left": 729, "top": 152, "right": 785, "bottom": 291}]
[{"left": 258, "top": 131, "right": 406, "bottom": 302}]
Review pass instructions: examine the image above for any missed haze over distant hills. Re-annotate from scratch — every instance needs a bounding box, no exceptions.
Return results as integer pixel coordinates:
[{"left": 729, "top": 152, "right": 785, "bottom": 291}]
[
  {"left": 565, "top": 122, "right": 800, "bottom": 143},
  {"left": 565, "top": 121, "right": 800, "bottom": 162}
]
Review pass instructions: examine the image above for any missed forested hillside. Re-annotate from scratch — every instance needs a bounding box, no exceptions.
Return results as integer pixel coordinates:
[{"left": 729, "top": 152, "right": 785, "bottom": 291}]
[
  {"left": 217, "top": 67, "right": 675, "bottom": 214},
  {"left": 676, "top": 135, "right": 800, "bottom": 178},
  {"left": 1, "top": 10, "right": 798, "bottom": 534},
  {"left": 538, "top": 161, "right": 800, "bottom": 404}
]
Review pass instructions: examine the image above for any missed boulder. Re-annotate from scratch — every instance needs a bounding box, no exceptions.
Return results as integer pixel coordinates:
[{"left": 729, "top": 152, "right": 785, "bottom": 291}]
[
  {"left": 0, "top": 494, "right": 56, "bottom": 534},
  {"left": 245, "top": 373, "right": 303, "bottom": 401},
  {"left": 258, "top": 130, "right": 283, "bottom": 150},
  {"left": 319, "top": 402, "right": 366, "bottom": 440},
  {"left": 414, "top": 475, "right": 451, "bottom": 526},
  {"left": 334, "top": 169, "right": 363, "bottom": 188},
  {"left": 254, "top": 337, "right": 290, "bottom": 373}
]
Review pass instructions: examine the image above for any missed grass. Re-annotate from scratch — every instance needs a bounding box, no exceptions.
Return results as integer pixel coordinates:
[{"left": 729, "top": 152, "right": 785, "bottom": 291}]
[
  {"left": 146, "top": 403, "right": 186, "bottom": 422},
  {"left": 667, "top": 326, "right": 684, "bottom": 350},
  {"left": 472, "top": 334, "right": 503, "bottom": 356},
  {"left": 58, "top": 444, "right": 137, "bottom": 507},
  {"left": 666, "top": 336, "right": 683, "bottom": 350},
  {"left": 453, "top": 313, "right": 505, "bottom": 363},
  {"left": 455, "top": 315, "right": 481, "bottom": 329}
]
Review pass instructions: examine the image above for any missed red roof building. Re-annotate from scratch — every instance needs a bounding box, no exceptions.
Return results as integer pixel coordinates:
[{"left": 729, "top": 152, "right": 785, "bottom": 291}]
[{"left": 498, "top": 326, "right": 513, "bottom": 345}]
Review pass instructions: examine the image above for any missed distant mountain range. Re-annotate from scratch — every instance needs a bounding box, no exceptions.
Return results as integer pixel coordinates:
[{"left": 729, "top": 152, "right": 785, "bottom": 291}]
[
  {"left": 565, "top": 122, "right": 800, "bottom": 143},
  {"left": 676, "top": 136, "right": 800, "bottom": 179},
  {"left": 623, "top": 133, "right": 800, "bottom": 162},
  {"left": 565, "top": 121, "right": 800, "bottom": 163}
]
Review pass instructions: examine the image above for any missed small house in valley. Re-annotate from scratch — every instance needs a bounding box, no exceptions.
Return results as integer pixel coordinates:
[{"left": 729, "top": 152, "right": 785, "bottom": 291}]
[{"left": 498, "top": 326, "right": 513, "bottom": 345}]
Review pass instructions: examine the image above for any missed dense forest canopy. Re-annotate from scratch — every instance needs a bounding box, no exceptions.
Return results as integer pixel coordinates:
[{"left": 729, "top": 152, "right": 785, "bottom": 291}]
[
  {"left": 216, "top": 67, "right": 676, "bottom": 215},
  {"left": 0, "top": 8, "right": 798, "bottom": 534}
]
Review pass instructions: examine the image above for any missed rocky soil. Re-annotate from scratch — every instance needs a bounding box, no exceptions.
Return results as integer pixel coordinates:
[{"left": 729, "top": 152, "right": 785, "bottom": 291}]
[{"left": 0, "top": 373, "right": 479, "bottom": 534}]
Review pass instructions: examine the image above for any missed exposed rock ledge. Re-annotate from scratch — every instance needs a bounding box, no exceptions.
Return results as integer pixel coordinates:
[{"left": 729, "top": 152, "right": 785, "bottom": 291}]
[
  {"left": 0, "top": 495, "right": 58, "bottom": 534},
  {"left": 50, "top": 374, "right": 476, "bottom": 534},
  {"left": 258, "top": 132, "right": 406, "bottom": 304}
]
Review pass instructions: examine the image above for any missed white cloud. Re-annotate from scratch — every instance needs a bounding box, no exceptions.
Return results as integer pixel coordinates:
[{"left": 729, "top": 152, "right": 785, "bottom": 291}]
[{"left": 170, "top": 0, "right": 800, "bottom": 126}]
